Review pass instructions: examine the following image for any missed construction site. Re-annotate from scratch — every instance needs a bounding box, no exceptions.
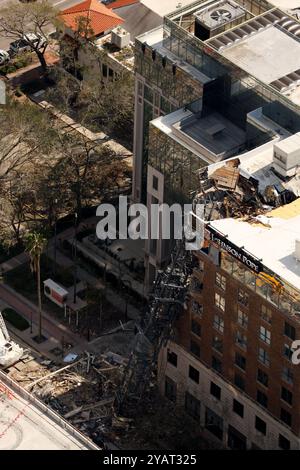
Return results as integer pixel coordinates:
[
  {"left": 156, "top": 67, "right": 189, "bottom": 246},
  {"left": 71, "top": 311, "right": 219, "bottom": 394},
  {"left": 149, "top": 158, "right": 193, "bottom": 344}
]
[
  {"left": 2, "top": 129, "right": 300, "bottom": 449},
  {"left": 0, "top": 244, "right": 206, "bottom": 451}
]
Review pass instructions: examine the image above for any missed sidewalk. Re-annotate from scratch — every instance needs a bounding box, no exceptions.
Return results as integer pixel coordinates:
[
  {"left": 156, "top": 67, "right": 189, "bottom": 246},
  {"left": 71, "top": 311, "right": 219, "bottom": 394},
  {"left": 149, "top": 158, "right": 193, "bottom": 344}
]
[
  {"left": 0, "top": 252, "right": 29, "bottom": 274},
  {"left": 47, "top": 245, "right": 141, "bottom": 321},
  {"left": 0, "top": 283, "right": 88, "bottom": 356}
]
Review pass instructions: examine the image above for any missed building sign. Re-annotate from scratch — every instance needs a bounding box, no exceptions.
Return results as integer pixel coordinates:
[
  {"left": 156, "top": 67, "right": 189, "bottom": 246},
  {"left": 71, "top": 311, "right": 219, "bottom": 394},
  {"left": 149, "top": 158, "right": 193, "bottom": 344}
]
[{"left": 206, "top": 225, "right": 263, "bottom": 273}]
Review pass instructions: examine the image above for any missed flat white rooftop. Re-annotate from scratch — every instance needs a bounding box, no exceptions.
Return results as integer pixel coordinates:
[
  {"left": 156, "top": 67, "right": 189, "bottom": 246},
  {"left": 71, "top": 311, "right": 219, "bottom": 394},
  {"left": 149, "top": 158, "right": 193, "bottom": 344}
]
[
  {"left": 269, "top": 0, "right": 300, "bottom": 9},
  {"left": 141, "top": 0, "right": 196, "bottom": 17},
  {"left": 210, "top": 204, "right": 300, "bottom": 291},
  {"left": 222, "top": 26, "right": 300, "bottom": 85},
  {"left": 0, "top": 379, "right": 96, "bottom": 450}
]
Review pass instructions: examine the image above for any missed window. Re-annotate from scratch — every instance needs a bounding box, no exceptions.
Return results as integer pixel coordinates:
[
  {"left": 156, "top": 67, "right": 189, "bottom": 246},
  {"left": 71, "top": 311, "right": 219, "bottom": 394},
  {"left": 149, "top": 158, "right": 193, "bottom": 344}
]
[
  {"left": 234, "top": 373, "right": 245, "bottom": 390},
  {"left": 137, "top": 80, "right": 143, "bottom": 97},
  {"left": 258, "top": 347, "right": 270, "bottom": 367},
  {"left": 189, "top": 365, "right": 199, "bottom": 384},
  {"left": 185, "top": 392, "right": 200, "bottom": 421},
  {"left": 191, "top": 301, "right": 203, "bottom": 317},
  {"left": 212, "top": 336, "right": 223, "bottom": 354},
  {"left": 215, "top": 292, "right": 225, "bottom": 312},
  {"left": 278, "top": 434, "right": 290, "bottom": 450},
  {"left": 215, "top": 272, "right": 226, "bottom": 291},
  {"left": 212, "top": 356, "right": 222, "bottom": 373},
  {"left": 210, "top": 382, "right": 221, "bottom": 400},
  {"left": 255, "top": 416, "right": 266, "bottom": 435},
  {"left": 235, "top": 331, "right": 247, "bottom": 350},
  {"left": 144, "top": 84, "right": 153, "bottom": 102},
  {"left": 165, "top": 376, "right": 176, "bottom": 402},
  {"left": 282, "top": 366, "right": 293, "bottom": 385},
  {"left": 261, "top": 305, "right": 272, "bottom": 324},
  {"left": 233, "top": 399, "right": 244, "bottom": 418},
  {"left": 238, "top": 289, "right": 249, "bottom": 307},
  {"left": 235, "top": 353, "right": 246, "bottom": 371},
  {"left": 280, "top": 408, "right": 292, "bottom": 427},
  {"left": 227, "top": 425, "right": 247, "bottom": 450},
  {"left": 213, "top": 314, "right": 224, "bottom": 333},
  {"left": 284, "top": 322, "right": 296, "bottom": 341},
  {"left": 167, "top": 350, "right": 177, "bottom": 367},
  {"left": 153, "top": 91, "right": 160, "bottom": 107},
  {"left": 283, "top": 344, "right": 293, "bottom": 361},
  {"left": 259, "top": 326, "right": 271, "bottom": 345},
  {"left": 281, "top": 386, "right": 293, "bottom": 406},
  {"left": 205, "top": 407, "right": 223, "bottom": 440},
  {"left": 102, "top": 63, "right": 108, "bottom": 77},
  {"left": 190, "top": 340, "right": 200, "bottom": 358},
  {"left": 191, "top": 319, "right": 201, "bottom": 337},
  {"left": 237, "top": 309, "right": 248, "bottom": 328},
  {"left": 257, "top": 390, "right": 268, "bottom": 408},
  {"left": 257, "top": 369, "right": 268, "bottom": 387},
  {"left": 152, "top": 175, "right": 158, "bottom": 191},
  {"left": 191, "top": 277, "right": 203, "bottom": 292}
]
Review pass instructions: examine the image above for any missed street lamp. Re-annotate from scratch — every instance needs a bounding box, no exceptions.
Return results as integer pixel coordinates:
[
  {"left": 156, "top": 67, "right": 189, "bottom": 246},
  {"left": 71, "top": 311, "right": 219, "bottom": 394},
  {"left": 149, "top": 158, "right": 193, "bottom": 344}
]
[
  {"left": 53, "top": 198, "right": 58, "bottom": 277},
  {"left": 73, "top": 212, "right": 78, "bottom": 305}
]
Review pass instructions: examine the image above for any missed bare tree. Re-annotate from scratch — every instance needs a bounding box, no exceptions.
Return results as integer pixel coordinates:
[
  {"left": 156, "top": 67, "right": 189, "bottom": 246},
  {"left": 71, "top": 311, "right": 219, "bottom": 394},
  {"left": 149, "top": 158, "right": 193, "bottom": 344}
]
[{"left": 0, "top": 0, "right": 59, "bottom": 71}]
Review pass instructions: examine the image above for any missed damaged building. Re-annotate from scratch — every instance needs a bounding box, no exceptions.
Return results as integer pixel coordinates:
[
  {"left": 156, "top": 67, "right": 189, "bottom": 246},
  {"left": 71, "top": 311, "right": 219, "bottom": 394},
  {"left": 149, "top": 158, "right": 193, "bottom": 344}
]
[{"left": 157, "top": 136, "right": 300, "bottom": 450}]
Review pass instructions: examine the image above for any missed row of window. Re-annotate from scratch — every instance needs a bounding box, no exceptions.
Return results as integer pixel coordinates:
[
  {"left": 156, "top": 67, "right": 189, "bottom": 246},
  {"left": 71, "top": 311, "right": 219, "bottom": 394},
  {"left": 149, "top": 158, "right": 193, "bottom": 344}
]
[
  {"left": 165, "top": 378, "right": 291, "bottom": 449},
  {"left": 167, "top": 351, "right": 294, "bottom": 422},
  {"left": 212, "top": 311, "right": 295, "bottom": 359},
  {"left": 214, "top": 272, "right": 296, "bottom": 337},
  {"left": 189, "top": 315, "right": 295, "bottom": 378}
]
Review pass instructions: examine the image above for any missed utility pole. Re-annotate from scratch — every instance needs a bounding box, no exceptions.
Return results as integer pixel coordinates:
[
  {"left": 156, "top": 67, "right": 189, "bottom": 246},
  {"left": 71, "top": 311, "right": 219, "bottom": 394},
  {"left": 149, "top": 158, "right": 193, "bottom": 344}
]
[{"left": 73, "top": 212, "right": 78, "bottom": 305}]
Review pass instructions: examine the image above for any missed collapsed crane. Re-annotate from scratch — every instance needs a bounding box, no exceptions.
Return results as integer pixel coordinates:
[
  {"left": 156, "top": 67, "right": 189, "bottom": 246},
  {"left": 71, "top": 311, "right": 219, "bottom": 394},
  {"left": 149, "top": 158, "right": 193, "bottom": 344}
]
[
  {"left": 0, "top": 312, "right": 23, "bottom": 368},
  {"left": 116, "top": 239, "right": 194, "bottom": 410}
]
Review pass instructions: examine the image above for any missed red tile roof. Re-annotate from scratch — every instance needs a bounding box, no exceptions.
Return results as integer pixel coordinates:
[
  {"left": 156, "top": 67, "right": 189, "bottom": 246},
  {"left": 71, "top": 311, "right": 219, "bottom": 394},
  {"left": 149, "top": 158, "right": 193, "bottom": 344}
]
[
  {"left": 105, "top": 0, "right": 139, "bottom": 9},
  {"left": 60, "top": 0, "right": 124, "bottom": 37}
]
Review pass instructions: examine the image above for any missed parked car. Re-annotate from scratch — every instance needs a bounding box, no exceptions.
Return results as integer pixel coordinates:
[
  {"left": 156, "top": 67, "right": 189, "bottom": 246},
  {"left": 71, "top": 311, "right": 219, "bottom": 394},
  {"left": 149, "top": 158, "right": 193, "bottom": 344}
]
[
  {"left": 9, "top": 33, "right": 47, "bottom": 55},
  {"left": 0, "top": 50, "right": 9, "bottom": 66}
]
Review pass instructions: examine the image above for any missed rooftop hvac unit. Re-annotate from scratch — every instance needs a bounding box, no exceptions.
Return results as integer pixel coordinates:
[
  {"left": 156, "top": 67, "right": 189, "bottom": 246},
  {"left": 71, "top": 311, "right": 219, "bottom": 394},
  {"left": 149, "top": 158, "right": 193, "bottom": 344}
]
[
  {"left": 111, "top": 27, "right": 131, "bottom": 49},
  {"left": 194, "top": 0, "right": 247, "bottom": 40},
  {"left": 210, "top": 9, "right": 232, "bottom": 22},
  {"left": 273, "top": 134, "right": 300, "bottom": 178}
]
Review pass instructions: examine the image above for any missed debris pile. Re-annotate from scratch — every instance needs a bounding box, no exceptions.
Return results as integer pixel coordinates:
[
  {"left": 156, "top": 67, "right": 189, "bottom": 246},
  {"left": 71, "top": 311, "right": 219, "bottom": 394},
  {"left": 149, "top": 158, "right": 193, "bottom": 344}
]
[{"left": 7, "top": 351, "right": 132, "bottom": 447}]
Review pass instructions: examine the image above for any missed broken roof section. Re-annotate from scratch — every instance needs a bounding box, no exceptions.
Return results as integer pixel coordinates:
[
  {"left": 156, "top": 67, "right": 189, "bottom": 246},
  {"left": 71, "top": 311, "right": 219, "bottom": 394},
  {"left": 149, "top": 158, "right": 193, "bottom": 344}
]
[
  {"left": 60, "top": 0, "right": 124, "bottom": 38},
  {"left": 195, "top": 133, "right": 300, "bottom": 222}
]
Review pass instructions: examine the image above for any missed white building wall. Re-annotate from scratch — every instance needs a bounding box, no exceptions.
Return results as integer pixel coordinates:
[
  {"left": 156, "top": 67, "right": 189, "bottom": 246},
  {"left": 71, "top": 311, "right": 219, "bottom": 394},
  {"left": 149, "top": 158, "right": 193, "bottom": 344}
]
[
  {"left": 132, "top": 74, "right": 145, "bottom": 202},
  {"left": 159, "top": 341, "right": 300, "bottom": 450}
]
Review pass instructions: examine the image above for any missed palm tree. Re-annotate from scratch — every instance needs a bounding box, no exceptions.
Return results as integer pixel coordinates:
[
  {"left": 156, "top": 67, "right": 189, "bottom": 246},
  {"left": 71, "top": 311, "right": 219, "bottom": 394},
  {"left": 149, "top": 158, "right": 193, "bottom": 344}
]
[{"left": 24, "top": 231, "right": 46, "bottom": 339}]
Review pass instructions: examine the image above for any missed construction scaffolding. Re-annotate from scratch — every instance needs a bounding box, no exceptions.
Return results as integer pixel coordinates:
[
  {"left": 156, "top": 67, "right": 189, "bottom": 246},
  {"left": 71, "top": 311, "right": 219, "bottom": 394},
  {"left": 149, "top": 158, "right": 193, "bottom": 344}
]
[{"left": 116, "top": 240, "right": 194, "bottom": 410}]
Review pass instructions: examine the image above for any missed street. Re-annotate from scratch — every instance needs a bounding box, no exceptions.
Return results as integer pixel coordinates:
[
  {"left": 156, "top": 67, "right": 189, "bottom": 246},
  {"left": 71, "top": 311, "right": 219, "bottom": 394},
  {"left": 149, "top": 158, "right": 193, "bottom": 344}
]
[{"left": 0, "top": 0, "right": 83, "bottom": 50}]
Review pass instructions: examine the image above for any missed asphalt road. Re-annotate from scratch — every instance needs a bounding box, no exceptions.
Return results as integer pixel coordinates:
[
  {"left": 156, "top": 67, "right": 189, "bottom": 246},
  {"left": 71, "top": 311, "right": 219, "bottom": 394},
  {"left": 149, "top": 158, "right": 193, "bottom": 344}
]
[{"left": 0, "top": 0, "right": 83, "bottom": 51}]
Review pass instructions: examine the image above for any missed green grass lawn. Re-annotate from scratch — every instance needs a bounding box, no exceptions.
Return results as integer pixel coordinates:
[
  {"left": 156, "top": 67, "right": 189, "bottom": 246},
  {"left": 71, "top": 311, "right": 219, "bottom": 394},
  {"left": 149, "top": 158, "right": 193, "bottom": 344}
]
[{"left": 2, "top": 308, "right": 29, "bottom": 331}]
